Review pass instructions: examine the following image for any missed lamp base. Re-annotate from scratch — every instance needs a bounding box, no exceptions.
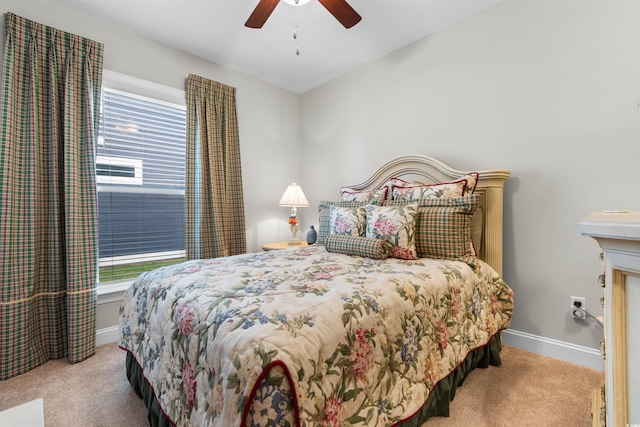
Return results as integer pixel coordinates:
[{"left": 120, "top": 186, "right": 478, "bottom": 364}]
[{"left": 288, "top": 222, "right": 300, "bottom": 245}]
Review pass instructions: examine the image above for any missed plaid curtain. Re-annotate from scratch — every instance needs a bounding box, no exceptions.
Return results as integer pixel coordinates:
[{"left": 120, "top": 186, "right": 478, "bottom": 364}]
[
  {"left": 0, "top": 13, "right": 103, "bottom": 380},
  {"left": 185, "top": 74, "right": 246, "bottom": 259}
]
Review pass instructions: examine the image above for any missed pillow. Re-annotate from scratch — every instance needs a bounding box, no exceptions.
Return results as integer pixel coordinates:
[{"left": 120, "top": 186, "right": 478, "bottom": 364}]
[
  {"left": 378, "top": 177, "right": 410, "bottom": 200},
  {"left": 470, "top": 206, "right": 483, "bottom": 254},
  {"left": 386, "top": 195, "right": 480, "bottom": 260},
  {"left": 329, "top": 205, "right": 366, "bottom": 237},
  {"left": 365, "top": 203, "right": 418, "bottom": 260},
  {"left": 317, "top": 200, "right": 368, "bottom": 246},
  {"left": 325, "top": 234, "right": 393, "bottom": 260},
  {"left": 392, "top": 179, "right": 467, "bottom": 201},
  {"left": 340, "top": 187, "right": 387, "bottom": 203},
  {"left": 461, "top": 172, "right": 480, "bottom": 196}
]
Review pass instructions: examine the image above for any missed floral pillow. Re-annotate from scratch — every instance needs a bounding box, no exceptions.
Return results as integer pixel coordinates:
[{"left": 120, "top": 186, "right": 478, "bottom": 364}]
[
  {"left": 329, "top": 205, "right": 366, "bottom": 237},
  {"left": 340, "top": 187, "right": 387, "bottom": 203},
  {"left": 378, "top": 177, "right": 410, "bottom": 200},
  {"left": 462, "top": 172, "right": 480, "bottom": 195},
  {"left": 392, "top": 179, "right": 467, "bottom": 201},
  {"left": 365, "top": 203, "right": 418, "bottom": 260},
  {"left": 317, "top": 201, "right": 367, "bottom": 246}
]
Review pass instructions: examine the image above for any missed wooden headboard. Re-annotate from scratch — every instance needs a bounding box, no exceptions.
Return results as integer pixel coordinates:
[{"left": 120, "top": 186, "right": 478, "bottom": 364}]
[{"left": 342, "top": 155, "right": 510, "bottom": 275}]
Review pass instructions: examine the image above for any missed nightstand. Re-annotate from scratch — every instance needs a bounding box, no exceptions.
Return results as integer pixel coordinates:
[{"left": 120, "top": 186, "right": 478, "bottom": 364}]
[{"left": 261, "top": 241, "right": 309, "bottom": 251}]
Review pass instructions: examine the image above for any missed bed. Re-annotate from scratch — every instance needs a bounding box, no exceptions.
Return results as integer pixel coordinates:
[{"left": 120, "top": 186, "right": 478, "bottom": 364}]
[{"left": 118, "top": 154, "right": 513, "bottom": 427}]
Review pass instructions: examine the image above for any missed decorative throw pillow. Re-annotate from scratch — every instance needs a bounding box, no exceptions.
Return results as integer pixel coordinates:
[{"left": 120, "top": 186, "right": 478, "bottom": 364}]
[
  {"left": 385, "top": 195, "right": 480, "bottom": 260},
  {"left": 470, "top": 206, "right": 483, "bottom": 254},
  {"left": 340, "top": 187, "right": 387, "bottom": 203},
  {"left": 325, "top": 234, "right": 393, "bottom": 260},
  {"left": 329, "top": 205, "right": 366, "bottom": 237},
  {"left": 365, "top": 203, "right": 418, "bottom": 260},
  {"left": 318, "top": 200, "right": 381, "bottom": 246},
  {"left": 392, "top": 179, "right": 467, "bottom": 201},
  {"left": 378, "top": 177, "right": 410, "bottom": 200},
  {"left": 461, "top": 172, "right": 480, "bottom": 196}
]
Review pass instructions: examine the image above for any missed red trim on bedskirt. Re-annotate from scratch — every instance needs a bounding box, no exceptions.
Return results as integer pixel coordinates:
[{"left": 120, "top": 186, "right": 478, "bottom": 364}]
[{"left": 241, "top": 359, "right": 301, "bottom": 427}]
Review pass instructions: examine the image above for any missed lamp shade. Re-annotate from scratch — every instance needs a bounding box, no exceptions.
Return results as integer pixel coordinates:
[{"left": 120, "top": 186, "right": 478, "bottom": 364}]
[{"left": 278, "top": 183, "right": 309, "bottom": 207}]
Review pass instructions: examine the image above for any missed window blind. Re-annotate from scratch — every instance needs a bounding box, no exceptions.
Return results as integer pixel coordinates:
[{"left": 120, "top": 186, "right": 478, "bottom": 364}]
[{"left": 97, "top": 88, "right": 186, "bottom": 283}]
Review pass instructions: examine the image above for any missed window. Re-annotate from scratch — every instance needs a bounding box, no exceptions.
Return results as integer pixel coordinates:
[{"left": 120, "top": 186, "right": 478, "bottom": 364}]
[
  {"left": 97, "top": 71, "right": 186, "bottom": 286},
  {"left": 96, "top": 156, "right": 142, "bottom": 185}
]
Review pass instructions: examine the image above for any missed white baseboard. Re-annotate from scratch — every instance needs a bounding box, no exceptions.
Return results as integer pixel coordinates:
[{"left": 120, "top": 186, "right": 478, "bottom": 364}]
[
  {"left": 502, "top": 329, "right": 603, "bottom": 371},
  {"left": 96, "top": 325, "right": 119, "bottom": 347}
]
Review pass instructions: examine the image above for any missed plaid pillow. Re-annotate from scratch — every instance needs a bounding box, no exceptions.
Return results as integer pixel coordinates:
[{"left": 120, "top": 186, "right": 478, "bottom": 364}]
[
  {"left": 325, "top": 234, "right": 393, "bottom": 259},
  {"left": 385, "top": 195, "right": 482, "bottom": 256},
  {"left": 388, "top": 195, "right": 479, "bottom": 260}
]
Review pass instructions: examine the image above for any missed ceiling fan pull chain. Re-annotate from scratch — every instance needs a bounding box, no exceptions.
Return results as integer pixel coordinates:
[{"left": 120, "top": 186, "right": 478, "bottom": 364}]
[{"left": 294, "top": 25, "right": 300, "bottom": 56}]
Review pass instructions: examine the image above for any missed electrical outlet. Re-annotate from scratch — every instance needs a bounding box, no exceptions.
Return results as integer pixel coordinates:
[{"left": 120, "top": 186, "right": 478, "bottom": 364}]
[{"left": 570, "top": 296, "right": 586, "bottom": 319}]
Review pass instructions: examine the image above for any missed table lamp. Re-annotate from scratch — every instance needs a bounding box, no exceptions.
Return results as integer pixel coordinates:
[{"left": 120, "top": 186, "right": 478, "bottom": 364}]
[{"left": 278, "top": 183, "right": 309, "bottom": 245}]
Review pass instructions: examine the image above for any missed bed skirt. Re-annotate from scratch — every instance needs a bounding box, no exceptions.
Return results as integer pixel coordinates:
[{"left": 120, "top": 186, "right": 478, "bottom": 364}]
[{"left": 124, "top": 333, "right": 503, "bottom": 427}]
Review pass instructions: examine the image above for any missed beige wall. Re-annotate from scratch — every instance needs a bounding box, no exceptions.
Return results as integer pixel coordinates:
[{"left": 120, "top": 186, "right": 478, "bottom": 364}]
[{"left": 300, "top": 0, "right": 640, "bottom": 350}]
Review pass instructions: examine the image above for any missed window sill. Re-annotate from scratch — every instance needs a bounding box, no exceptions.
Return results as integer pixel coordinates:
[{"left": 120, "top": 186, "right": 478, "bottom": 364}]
[{"left": 97, "top": 280, "right": 132, "bottom": 305}]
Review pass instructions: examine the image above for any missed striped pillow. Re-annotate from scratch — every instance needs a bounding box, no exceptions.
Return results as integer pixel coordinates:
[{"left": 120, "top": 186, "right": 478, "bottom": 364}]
[{"left": 325, "top": 234, "right": 393, "bottom": 260}]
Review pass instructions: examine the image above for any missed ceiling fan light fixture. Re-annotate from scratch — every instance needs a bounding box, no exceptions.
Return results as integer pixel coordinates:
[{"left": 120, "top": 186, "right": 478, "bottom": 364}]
[
  {"left": 245, "top": 0, "right": 361, "bottom": 29},
  {"left": 283, "top": 0, "right": 312, "bottom": 5}
]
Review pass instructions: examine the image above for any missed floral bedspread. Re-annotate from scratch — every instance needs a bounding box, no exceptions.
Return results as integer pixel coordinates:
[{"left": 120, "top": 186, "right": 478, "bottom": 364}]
[{"left": 118, "top": 246, "right": 513, "bottom": 427}]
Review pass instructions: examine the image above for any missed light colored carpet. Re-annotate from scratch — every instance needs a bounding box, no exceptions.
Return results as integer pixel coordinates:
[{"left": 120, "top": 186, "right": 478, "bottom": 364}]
[
  {"left": 0, "top": 344, "right": 146, "bottom": 426},
  {"left": 0, "top": 343, "right": 603, "bottom": 426}
]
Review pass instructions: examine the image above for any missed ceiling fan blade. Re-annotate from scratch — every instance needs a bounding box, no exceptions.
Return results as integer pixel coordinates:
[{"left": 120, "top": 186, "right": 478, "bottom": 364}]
[
  {"left": 245, "top": 0, "right": 280, "bottom": 28},
  {"left": 317, "top": 0, "right": 362, "bottom": 28}
]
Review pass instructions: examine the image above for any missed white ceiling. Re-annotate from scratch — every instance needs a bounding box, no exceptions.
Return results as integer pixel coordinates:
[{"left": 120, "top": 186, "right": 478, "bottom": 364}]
[{"left": 49, "top": 0, "right": 503, "bottom": 94}]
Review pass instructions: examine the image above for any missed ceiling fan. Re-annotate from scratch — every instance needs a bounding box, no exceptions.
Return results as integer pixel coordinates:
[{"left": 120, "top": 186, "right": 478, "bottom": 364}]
[{"left": 245, "top": 0, "right": 362, "bottom": 29}]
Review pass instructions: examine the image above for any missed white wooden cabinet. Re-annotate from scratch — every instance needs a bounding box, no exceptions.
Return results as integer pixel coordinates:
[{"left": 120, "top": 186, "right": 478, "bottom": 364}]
[{"left": 579, "top": 212, "right": 640, "bottom": 427}]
